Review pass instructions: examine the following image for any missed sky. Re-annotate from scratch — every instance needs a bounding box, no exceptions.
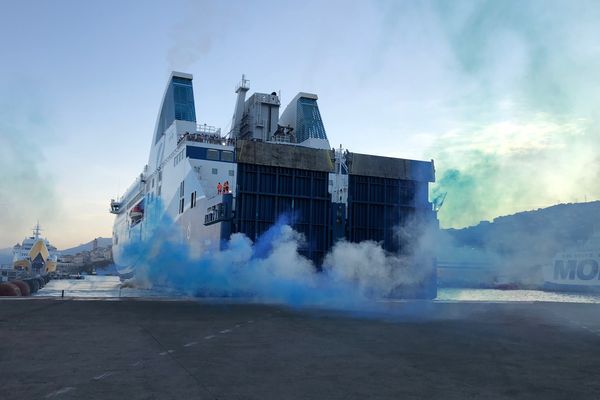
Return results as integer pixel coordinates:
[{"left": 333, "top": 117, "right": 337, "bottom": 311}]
[{"left": 0, "top": 0, "right": 599, "bottom": 249}]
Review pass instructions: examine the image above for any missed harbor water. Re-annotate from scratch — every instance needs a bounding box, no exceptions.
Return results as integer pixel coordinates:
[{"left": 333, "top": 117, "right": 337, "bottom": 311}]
[
  {"left": 34, "top": 276, "right": 180, "bottom": 298},
  {"left": 35, "top": 275, "right": 600, "bottom": 303}
]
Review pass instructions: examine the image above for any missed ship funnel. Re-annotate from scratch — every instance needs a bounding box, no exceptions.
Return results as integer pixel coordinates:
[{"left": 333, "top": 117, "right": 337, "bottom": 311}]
[
  {"left": 152, "top": 72, "right": 196, "bottom": 145},
  {"left": 279, "top": 92, "right": 330, "bottom": 149}
]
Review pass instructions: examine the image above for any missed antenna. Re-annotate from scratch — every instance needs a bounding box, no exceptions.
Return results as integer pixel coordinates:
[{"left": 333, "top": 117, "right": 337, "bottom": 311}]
[
  {"left": 236, "top": 74, "right": 249, "bottom": 92},
  {"left": 32, "top": 221, "right": 43, "bottom": 239},
  {"left": 231, "top": 74, "right": 250, "bottom": 137}
]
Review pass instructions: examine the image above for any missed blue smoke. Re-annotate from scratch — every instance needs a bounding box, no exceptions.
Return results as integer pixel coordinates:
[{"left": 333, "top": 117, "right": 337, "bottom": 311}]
[
  {"left": 121, "top": 220, "right": 358, "bottom": 308},
  {"left": 118, "top": 200, "right": 432, "bottom": 310},
  {"left": 251, "top": 213, "right": 295, "bottom": 260}
]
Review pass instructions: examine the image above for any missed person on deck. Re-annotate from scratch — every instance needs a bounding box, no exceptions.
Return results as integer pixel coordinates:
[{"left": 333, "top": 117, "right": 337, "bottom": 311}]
[{"left": 217, "top": 182, "right": 222, "bottom": 195}]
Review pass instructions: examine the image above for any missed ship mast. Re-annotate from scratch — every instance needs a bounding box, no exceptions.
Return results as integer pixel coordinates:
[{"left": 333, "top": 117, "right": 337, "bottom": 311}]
[
  {"left": 229, "top": 74, "right": 249, "bottom": 139},
  {"left": 32, "top": 221, "right": 42, "bottom": 239}
]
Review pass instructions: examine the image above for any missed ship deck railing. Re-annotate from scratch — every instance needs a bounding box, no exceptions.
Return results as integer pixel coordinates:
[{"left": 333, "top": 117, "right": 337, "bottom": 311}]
[
  {"left": 177, "top": 131, "right": 236, "bottom": 147},
  {"left": 196, "top": 123, "right": 221, "bottom": 135}
]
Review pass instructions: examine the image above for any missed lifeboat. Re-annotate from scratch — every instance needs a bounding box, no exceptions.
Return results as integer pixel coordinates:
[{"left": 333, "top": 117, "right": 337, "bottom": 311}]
[{"left": 129, "top": 201, "right": 145, "bottom": 225}]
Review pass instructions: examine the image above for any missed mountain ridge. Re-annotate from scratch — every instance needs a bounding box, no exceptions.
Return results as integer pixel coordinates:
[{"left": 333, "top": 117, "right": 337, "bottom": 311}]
[
  {"left": 443, "top": 200, "right": 600, "bottom": 267},
  {"left": 60, "top": 237, "right": 112, "bottom": 255}
]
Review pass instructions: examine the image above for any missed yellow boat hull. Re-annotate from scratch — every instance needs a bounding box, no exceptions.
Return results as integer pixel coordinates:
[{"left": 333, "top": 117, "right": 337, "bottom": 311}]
[
  {"left": 13, "top": 259, "right": 31, "bottom": 271},
  {"left": 13, "top": 238, "right": 56, "bottom": 273}
]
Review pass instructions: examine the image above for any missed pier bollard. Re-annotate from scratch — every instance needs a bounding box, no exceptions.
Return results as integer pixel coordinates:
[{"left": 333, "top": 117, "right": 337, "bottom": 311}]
[
  {"left": 30, "top": 279, "right": 40, "bottom": 293},
  {"left": 12, "top": 280, "right": 30, "bottom": 296},
  {"left": 0, "top": 282, "right": 22, "bottom": 296},
  {"left": 24, "top": 279, "right": 39, "bottom": 293}
]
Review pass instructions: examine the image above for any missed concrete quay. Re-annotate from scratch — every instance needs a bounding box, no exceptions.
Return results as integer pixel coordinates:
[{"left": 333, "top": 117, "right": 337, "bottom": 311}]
[{"left": 1, "top": 299, "right": 599, "bottom": 399}]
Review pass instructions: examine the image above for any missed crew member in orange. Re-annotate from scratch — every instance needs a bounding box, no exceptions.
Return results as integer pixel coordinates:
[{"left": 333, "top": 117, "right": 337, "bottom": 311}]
[
  {"left": 217, "top": 182, "right": 222, "bottom": 194},
  {"left": 223, "top": 181, "right": 229, "bottom": 193}
]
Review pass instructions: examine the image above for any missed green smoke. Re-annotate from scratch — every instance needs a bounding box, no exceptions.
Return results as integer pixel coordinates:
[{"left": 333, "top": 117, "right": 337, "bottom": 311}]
[{"left": 424, "top": 1, "right": 600, "bottom": 227}]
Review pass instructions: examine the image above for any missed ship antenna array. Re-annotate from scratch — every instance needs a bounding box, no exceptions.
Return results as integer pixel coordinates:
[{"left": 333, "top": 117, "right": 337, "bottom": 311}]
[{"left": 33, "top": 221, "right": 43, "bottom": 238}]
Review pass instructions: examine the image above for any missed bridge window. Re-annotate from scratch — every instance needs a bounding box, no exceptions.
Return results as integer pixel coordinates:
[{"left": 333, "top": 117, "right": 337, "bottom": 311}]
[
  {"left": 207, "top": 149, "right": 219, "bottom": 161},
  {"left": 221, "top": 151, "right": 234, "bottom": 162}
]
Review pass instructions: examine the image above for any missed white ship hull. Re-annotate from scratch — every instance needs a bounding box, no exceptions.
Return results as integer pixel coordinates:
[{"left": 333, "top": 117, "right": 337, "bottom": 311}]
[
  {"left": 543, "top": 247, "right": 600, "bottom": 292},
  {"left": 111, "top": 136, "right": 236, "bottom": 275}
]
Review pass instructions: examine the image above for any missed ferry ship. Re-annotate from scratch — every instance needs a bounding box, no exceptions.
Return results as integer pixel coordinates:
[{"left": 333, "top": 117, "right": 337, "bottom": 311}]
[
  {"left": 543, "top": 230, "right": 600, "bottom": 292},
  {"left": 12, "top": 223, "right": 59, "bottom": 275},
  {"left": 110, "top": 72, "right": 438, "bottom": 297}
]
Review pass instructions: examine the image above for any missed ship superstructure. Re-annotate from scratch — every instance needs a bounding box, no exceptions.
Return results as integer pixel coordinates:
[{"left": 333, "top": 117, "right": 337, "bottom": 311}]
[
  {"left": 110, "top": 72, "right": 438, "bottom": 297},
  {"left": 12, "top": 223, "right": 59, "bottom": 275}
]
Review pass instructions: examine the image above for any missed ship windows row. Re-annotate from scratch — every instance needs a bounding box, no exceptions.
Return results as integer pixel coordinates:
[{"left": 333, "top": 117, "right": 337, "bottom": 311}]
[
  {"left": 186, "top": 146, "right": 235, "bottom": 163},
  {"left": 206, "top": 149, "right": 234, "bottom": 162},
  {"left": 174, "top": 149, "right": 185, "bottom": 166}
]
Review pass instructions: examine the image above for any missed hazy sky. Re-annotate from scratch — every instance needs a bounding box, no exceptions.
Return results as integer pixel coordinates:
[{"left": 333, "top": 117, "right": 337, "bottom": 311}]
[{"left": 1, "top": 0, "right": 599, "bottom": 249}]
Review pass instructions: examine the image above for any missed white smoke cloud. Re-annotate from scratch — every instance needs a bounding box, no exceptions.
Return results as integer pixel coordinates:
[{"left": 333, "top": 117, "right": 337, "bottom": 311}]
[
  {"left": 324, "top": 240, "right": 409, "bottom": 298},
  {"left": 123, "top": 215, "right": 438, "bottom": 308}
]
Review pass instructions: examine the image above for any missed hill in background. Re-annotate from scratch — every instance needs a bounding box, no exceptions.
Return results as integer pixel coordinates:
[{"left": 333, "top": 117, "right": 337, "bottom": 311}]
[
  {"left": 445, "top": 201, "right": 600, "bottom": 260},
  {"left": 60, "top": 237, "right": 112, "bottom": 255},
  {"left": 438, "top": 200, "right": 600, "bottom": 286}
]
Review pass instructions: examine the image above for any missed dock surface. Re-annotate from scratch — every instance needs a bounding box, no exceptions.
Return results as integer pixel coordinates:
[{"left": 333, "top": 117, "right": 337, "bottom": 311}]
[{"left": 1, "top": 299, "right": 599, "bottom": 399}]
